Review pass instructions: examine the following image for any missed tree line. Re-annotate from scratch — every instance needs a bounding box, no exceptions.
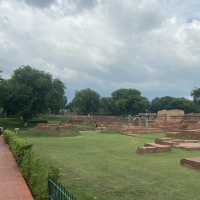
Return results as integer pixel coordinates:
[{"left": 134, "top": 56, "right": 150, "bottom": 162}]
[
  {"left": 69, "top": 88, "right": 200, "bottom": 115},
  {"left": 1, "top": 66, "right": 200, "bottom": 120}
]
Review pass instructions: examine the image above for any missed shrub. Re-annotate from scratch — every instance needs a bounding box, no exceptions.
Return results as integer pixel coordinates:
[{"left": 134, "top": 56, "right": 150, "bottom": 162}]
[
  {"left": 4, "top": 130, "right": 60, "bottom": 200},
  {"left": 4, "top": 130, "right": 32, "bottom": 165},
  {"left": 28, "top": 119, "right": 48, "bottom": 124}
]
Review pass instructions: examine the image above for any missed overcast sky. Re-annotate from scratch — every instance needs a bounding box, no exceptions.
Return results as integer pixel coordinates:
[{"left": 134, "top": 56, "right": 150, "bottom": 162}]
[{"left": 0, "top": 0, "right": 200, "bottom": 100}]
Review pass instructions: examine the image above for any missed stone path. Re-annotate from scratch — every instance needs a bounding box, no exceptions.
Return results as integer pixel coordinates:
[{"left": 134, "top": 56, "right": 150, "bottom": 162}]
[{"left": 0, "top": 136, "right": 33, "bottom": 200}]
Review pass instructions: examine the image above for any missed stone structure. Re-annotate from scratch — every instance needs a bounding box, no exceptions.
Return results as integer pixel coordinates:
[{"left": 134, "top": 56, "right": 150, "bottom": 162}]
[
  {"left": 136, "top": 143, "right": 171, "bottom": 154},
  {"left": 37, "top": 123, "right": 73, "bottom": 129},
  {"left": 181, "top": 157, "right": 200, "bottom": 169},
  {"left": 66, "top": 111, "right": 200, "bottom": 137},
  {"left": 152, "top": 109, "right": 185, "bottom": 130},
  {"left": 137, "top": 137, "right": 200, "bottom": 154}
]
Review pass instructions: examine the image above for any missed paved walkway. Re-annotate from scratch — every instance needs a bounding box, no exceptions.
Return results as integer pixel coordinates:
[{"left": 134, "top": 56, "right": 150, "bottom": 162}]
[{"left": 0, "top": 136, "right": 34, "bottom": 200}]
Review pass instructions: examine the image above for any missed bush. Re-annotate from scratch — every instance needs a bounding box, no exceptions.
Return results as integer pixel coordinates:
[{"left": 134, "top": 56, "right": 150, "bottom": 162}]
[
  {"left": 4, "top": 130, "right": 32, "bottom": 165},
  {"left": 27, "top": 119, "right": 48, "bottom": 125},
  {"left": 4, "top": 130, "right": 60, "bottom": 200}
]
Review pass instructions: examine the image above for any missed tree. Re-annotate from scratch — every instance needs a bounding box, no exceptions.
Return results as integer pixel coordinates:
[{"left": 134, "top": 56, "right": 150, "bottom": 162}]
[
  {"left": 0, "top": 80, "right": 9, "bottom": 113},
  {"left": 3, "top": 66, "right": 66, "bottom": 120},
  {"left": 110, "top": 89, "right": 149, "bottom": 115},
  {"left": 48, "top": 79, "right": 66, "bottom": 114},
  {"left": 71, "top": 88, "right": 100, "bottom": 114},
  {"left": 192, "top": 88, "right": 200, "bottom": 104},
  {"left": 99, "top": 97, "right": 114, "bottom": 115},
  {"left": 0, "top": 70, "right": 2, "bottom": 81},
  {"left": 150, "top": 96, "right": 199, "bottom": 113}
]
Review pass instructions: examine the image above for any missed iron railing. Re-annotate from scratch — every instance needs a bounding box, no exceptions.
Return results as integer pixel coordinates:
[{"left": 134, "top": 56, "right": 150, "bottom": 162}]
[{"left": 48, "top": 179, "right": 76, "bottom": 200}]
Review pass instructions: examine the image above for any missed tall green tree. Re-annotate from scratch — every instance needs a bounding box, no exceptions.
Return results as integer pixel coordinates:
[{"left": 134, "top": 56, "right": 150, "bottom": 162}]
[
  {"left": 110, "top": 89, "right": 149, "bottom": 115},
  {"left": 48, "top": 79, "right": 66, "bottom": 114},
  {"left": 192, "top": 88, "right": 200, "bottom": 104},
  {"left": 3, "top": 66, "right": 66, "bottom": 120},
  {"left": 99, "top": 97, "right": 114, "bottom": 115},
  {"left": 71, "top": 88, "right": 100, "bottom": 114},
  {"left": 0, "top": 80, "right": 9, "bottom": 113}
]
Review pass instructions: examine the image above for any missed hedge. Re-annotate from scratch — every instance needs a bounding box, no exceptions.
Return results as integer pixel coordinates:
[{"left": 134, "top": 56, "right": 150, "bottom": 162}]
[{"left": 4, "top": 130, "right": 59, "bottom": 200}]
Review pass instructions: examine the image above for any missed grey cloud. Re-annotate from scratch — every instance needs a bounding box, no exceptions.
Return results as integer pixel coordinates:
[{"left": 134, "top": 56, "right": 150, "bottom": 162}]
[
  {"left": 24, "top": 0, "right": 98, "bottom": 13},
  {"left": 71, "top": 0, "right": 98, "bottom": 10},
  {"left": 0, "top": 0, "right": 200, "bottom": 100},
  {"left": 24, "top": 0, "right": 56, "bottom": 8}
]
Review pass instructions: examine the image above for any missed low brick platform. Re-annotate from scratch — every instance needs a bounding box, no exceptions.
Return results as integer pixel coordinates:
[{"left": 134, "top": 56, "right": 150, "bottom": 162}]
[
  {"left": 181, "top": 157, "right": 200, "bottom": 169},
  {"left": 123, "top": 127, "right": 162, "bottom": 134},
  {"left": 175, "top": 143, "right": 200, "bottom": 150},
  {"left": 0, "top": 136, "right": 33, "bottom": 200},
  {"left": 155, "top": 137, "right": 200, "bottom": 147},
  {"left": 155, "top": 137, "right": 172, "bottom": 143},
  {"left": 166, "top": 130, "right": 200, "bottom": 140},
  {"left": 173, "top": 139, "right": 200, "bottom": 144},
  {"left": 136, "top": 142, "right": 171, "bottom": 154},
  {"left": 144, "top": 142, "right": 171, "bottom": 149},
  {"left": 136, "top": 145, "right": 171, "bottom": 154},
  {"left": 37, "top": 123, "right": 73, "bottom": 129},
  {"left": 156, "top": 140, "right": 177, "bottom": 147}
]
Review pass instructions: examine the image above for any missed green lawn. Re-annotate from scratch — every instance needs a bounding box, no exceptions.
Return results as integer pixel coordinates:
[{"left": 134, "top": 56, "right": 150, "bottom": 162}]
[{"left": 21, "top": 132, "right": 200, "bottom": 200}]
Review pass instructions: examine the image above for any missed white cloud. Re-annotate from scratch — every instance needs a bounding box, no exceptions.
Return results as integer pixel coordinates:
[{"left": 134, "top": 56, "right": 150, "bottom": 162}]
[{"left": 0, "top": 0, "right": 200, "bottom": 99}]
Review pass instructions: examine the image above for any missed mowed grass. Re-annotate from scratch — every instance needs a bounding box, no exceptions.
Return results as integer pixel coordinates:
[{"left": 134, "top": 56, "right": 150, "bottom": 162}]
[{"left": 22, "top": 132, "right": 200, "bottom": 200}]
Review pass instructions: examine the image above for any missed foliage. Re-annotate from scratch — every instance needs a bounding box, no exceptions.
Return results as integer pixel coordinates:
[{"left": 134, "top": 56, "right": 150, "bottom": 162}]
[
  {"left": 0, "top": 117, "right": 24, "bottom": 129},
  {"left": 1, "top": 66, "right": 66, "bottom": 120},
  {"left": 4, "top": 130, "right": 32, "bottom": 165},
  {"left": 191, "top": 88, "right": 200, "bottom": 104},
  {"left": 48, "top": 79, "right": 66, "bottom": 114},
  {"left": 150, "top": 96, "right": 200, "bottom": 113},
  {"left": 110, "top": 88, "right": 149, "bottom": 115},
  {"left": 71, "top": 88, "right": 100, "bottom": 114},
  {"left": 0, "top": 80, "right": 10, "bottom": 112},
  {"left": 27, "top": 119, "right": 48, "bottom": 125},
  {"left": 99, "top": 97, "right": 114, "bottom": 115},
  {"left": 0, "top": 70, "right": 3, "bottom": 81},
  {"left": 4, "top": 130, "right": 60, "bottom": 200}
]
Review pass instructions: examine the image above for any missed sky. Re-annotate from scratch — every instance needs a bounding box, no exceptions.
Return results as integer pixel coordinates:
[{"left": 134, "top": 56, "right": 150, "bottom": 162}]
[{"left": 0, "top": 0, "right": 200, "bottom": 100}]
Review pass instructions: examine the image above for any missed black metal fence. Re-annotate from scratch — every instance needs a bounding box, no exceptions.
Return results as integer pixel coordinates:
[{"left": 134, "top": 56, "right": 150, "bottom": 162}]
[{"left": 48, "top": 179, "right": 76, "bottom": 200}]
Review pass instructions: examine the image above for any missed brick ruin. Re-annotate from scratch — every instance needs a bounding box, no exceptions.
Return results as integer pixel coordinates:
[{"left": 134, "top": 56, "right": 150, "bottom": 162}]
[
  {"left": 69, "top": 111, "right": 200, "bottom": 170},
  {"left": 36, "top": 123, "right": 73, "bottom": 129},
  {"left": 137, "top": 137, "right": 200, "bottom": 155},
  {"left": 38, "top": 110, "right": 200, "bottom": 137},
  {"left": 181, "top": 157, "right": 200, "bottom": 169},
  {"left": 36, "top": 111, "right": 200, "bottom": 169},
  {"left": 66, "top": 110, "right": 200, "bottom": 136}
]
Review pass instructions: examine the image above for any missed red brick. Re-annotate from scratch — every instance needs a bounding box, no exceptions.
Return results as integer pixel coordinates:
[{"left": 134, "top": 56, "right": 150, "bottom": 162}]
[{"left": 0, "top": 136, "right": 34, "bottom": 200}]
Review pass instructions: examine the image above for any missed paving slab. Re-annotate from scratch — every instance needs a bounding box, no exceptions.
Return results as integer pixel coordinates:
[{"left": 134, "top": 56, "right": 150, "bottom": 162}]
[{"left": 0, "top": 136, "right": 33, "bottom": 200}]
